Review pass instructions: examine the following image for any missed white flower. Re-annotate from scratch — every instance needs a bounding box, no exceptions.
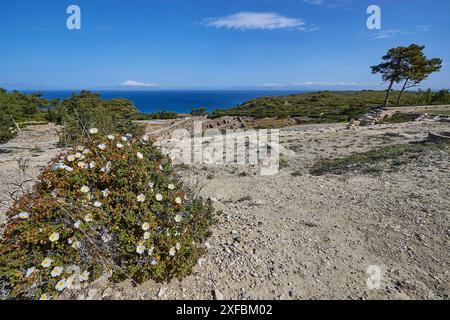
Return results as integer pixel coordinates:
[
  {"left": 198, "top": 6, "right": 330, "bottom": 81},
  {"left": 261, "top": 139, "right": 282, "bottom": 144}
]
[
  {"left": 51, "top": 266, "right": 64, "bottom": 278},
  {"left": 142, "top": 135, "right": 149, "bottom": 141},
  {"left": 175, "top": 197, "right": 182, "bottom": 205},
  {"left": 55, "top": 279, "right": 67, "bottom": 292},
  {"left": 101, "top": 234, "right": 112, "bottom": 243},
  {"left": 148, "top": 182, "right": 154, "bottom": 189},
  {"left": 174, "top": 214, "right": 182, "bottom": 223},
  {"left": 116, "top": 143, "right": 124, "bottom": 149},
  {"left": 65, "top": 166, "right": 74, "bottom": 172},
  {"left": 77, "top": 161, "right": 87, "bottom": 169},
  {"left": 89, "top": 161, "right": 96, "bottom": 169},
  {"left": 121, "top": 136, "right": 128, "bottom": 142},
  {"left": 39, "top": 293, "right": 50, "bottom": 300},
  {"left": 18, "top": 211, "right": 29, "bottom": 220},
  {"left": 67, "top": 237, "right": 74, "bottom": 244},
  {"left": 151, "top": 259, "right": 157, "bottom": 265},
  {"left": 148, "top": 247, "right": 155, "bottom": 256},
  {"left": 84, "top": 214, "right": 93, "bottom": 222},
  {"left": 176, "top": 242, "right": 181, "bottom": 250},
  {"left": 144, "top": 231, "right": 151, "bottom": 240},
  {"left": 83, "top": 148, "right": 91, "bottom": 154},
  {"left": 49, "top": 232, "right": 60, "bottom": 242},
  {"left": 67, "top": 155, "right": 76, "bottom": 162},
  {"left": 169, "top": 247, "right": 176, "bottom": 256},
  {"left": 72, "top": 241, "right": 81, "bottom": 249},
  {"left": 74, "top": 220, "right": 81, "bottom": 229},
  {"left": 76, "top": 146, "right": 85, "bottom": 151},
  {"left": 80, "top": 185, "right": 89, "bottom": 193},
  {"left": 137, "top": 194, "right": 146, "bottom": 203},
  {"left": 94, "top": 201, "right": 102, "bottom": 208},
  {"left": 102, "top": 189, "right": 110, "bottom": 198},
  {"left": 97, "top": 144, "right": 106, "bottom": 151},
  {"left": 107, "top": 135, "right": 115, "bottom": 140},
  {"left": 137, "top": 152, "right": 144, "bottom": 159},
  {"left": 155, "top": 194, "right": 163, "bottom": 201},
  {"left": 159, "top": 164, "right": 163, "bottom": 170},
  {"left": 25, "top": 267, "right": 36, "bottom": 278},
  {"left": 75, "top": 152, "right": 82, "bottom": 159},
  {"left": 136, "top": 244, "right": 145, "bottom": 254},
  {"left": 79, "top": 271, "right": 90, "bottom": 282},
  {"left": 41, "top": 257, "right": 53, "bottom": 268},
  {"left": 89, "top": 128, "right": 98, "bottom": 134},
  {"left": 168, "top": 184, "right": 175, "bottom": 190},
  {"left": 100, "top": 161, "right": 112, "bottom": 173},
  {"left": 142, "top": 222, "right": 150, "bottom": 231}
]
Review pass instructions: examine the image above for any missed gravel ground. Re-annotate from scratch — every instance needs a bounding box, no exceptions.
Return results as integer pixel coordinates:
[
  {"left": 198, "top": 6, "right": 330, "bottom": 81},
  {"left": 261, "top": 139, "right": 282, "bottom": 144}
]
[
  {"left": 1, "top": 120, "right": 449, "bottom": 300},
  {"left": 0, "top": 124, "right": 61, "bottom": 222}
]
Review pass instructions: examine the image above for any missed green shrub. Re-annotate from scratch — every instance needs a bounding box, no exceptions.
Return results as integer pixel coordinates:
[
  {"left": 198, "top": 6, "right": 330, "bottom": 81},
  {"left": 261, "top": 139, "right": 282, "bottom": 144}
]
[
  {"left": 0, "top": 131, "right": 215, "bottom": 300},
  {"left": 380, "top": 113, "right": 420, "bottom": 124},
  {"left": 59, "top": 91, "right": 144, "bottom": 146},
  {"left": 137, "top": 112, "right": 180, "bottom": 120},
  {"left": 0, "top": 115, "right": 17, "bottom": 143},
  {"left": 190, "top": 108, "right": 206, "bottom": 116}
]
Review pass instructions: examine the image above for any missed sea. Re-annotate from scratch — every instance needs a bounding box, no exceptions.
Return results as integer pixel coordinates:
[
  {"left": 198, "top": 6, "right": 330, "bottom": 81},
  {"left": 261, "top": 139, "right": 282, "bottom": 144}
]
[{"left": 32, "top": 90, "right": 304, "bottom": 114}]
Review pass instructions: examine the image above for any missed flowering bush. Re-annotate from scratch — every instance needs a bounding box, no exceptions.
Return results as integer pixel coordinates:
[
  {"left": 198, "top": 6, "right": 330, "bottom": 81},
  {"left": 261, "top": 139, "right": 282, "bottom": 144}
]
[{"left": 0, "top": 131, "right": 214, "bottom": 300}]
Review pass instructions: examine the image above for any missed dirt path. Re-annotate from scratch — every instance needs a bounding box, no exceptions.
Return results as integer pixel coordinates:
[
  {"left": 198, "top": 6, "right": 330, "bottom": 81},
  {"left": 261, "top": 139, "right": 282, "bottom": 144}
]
[{"left": 0, "top": 124, "right": 60, "bottom": 222}]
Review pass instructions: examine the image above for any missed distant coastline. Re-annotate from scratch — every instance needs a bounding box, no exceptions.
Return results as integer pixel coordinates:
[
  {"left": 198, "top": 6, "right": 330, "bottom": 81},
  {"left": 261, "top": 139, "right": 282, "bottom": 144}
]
[{"left": 25, "top": 90, "right": 305, "bottom": 114}]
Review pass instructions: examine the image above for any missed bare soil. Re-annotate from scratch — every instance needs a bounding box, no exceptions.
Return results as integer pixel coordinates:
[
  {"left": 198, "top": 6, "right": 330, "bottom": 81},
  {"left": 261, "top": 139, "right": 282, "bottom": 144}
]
[{"left": 1, "top": 118, "right": 449, "bottom": 300}]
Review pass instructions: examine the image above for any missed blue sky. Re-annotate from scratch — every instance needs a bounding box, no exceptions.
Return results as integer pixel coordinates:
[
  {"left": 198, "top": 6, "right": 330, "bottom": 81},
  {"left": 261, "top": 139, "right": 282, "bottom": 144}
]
[{"left": 1, "top": 0, "right": 449, "bottom": 90}]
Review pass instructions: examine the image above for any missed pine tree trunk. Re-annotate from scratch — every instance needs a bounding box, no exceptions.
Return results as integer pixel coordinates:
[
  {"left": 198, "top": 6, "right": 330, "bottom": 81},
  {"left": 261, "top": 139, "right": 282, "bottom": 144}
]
[
  {"left": 396, "top": 79, "right": 409, "bottom": 108},
  {"left": 384, "top": 80, "right": 395, "bottom": 108}
]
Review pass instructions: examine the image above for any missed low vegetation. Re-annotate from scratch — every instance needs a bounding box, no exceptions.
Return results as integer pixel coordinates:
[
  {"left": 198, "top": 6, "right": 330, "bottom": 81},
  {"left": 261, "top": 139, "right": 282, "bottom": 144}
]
[
  {"left": 136, "top": 111, "right": 181, "bottom": 120},
  {"left": 0, "top": 130, "right": 215, "bottom": 299},
  {"left": 0, "top": 89, "right": 145, "bottom": 145},
  {"left": 380, "top": 113, "right": 421, "bottom": 124},
  {"left": 210, "top": 90, "right": 450, "bottom": 122},
  {"left": 0, "top": 89, "right": 50, "bottom": 143},
  {"left": 59, "top": 91, "right": 144, "bottom": 146},
  {"left": 310, "top": 143, "right": 449, "bottom": 175}
]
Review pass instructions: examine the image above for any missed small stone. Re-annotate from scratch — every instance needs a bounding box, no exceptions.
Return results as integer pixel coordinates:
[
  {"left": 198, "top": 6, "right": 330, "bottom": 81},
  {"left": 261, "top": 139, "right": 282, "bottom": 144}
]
[
  {"left": 157, "top": 287, "right": 166, "bottom": 298},
  {"left": 77, "top": 294, "right": 85, "bottom": 300},
  {"left": 87, "top": 289, "right": 99, "bottom": 300},
  {"left": 213, "top": 289, "right": 224, "bottom": 300},
  {"left": 198, "top": 258, "right": 207, "bottom": 266},
  {"left": 102, "top": 287, "right": 113, "bottom": 299}
]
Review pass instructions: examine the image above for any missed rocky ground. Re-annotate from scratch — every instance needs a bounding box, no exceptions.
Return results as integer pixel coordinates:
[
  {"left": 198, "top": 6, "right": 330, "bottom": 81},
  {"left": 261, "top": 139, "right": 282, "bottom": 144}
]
[
  {"left": 0, "top": 124, "right": 61, "bottom": 223},
  {"left": 0, "top": 116, "right": 449, "bottom": 300}
]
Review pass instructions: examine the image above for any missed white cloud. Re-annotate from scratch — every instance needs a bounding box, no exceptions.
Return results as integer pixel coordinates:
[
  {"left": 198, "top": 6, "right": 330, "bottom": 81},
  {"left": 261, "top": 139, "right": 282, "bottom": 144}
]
[
  {"left": 302, "top": 0, "right": 351, "bottom": 8},
  {"left": 203, "top": 12, "right": 304, "bottom": 30},
  {"left": 261, "top": 83, "right": 286, "bottom": 88},
  {"left": 120, "top": 80, "right": 159, "bottom": 88},
  {"left": 302, "top": 0, "right": 324, "bottom": 5},
  {"left": 260, "top": 82, "right": 369, "bottom": 88},
  {"left": 371, "top": 25, "right": 431, "bottom": 40},
  {"left": 414, "top": 25, "right": 432, "bottom": 32},
  {"left": 371, "top": 29, "right": 407, "bottom": 40},
  {"left": 291, "top": 81, "right": 367, "bottom": 87}
]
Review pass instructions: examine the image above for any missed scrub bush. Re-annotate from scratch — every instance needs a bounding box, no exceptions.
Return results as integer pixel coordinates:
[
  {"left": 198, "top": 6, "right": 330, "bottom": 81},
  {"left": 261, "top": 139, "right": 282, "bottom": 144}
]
[{"left": 0, "top": 131, "right": 214, "bottom": 300}]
